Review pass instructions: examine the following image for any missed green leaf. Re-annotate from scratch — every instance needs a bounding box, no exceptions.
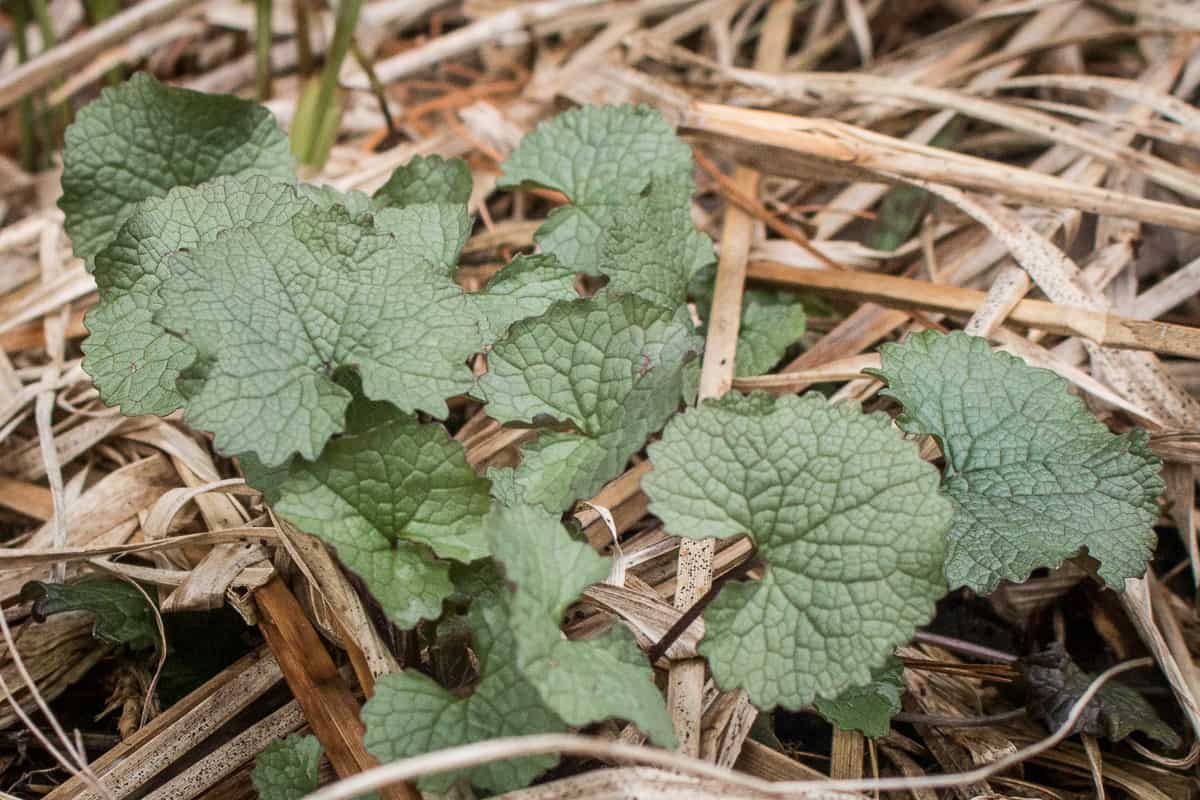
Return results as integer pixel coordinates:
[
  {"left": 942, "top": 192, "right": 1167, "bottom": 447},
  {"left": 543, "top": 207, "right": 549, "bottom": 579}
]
[
  {"left": 275, "top": 404, "right": 490, "bottom": 628},
  {"left": 60, "top": 72, "right": 294, "bottom": 262},
  {"left": 363, "top": 156, "right": 476, "bottom": 274},
  {"left": 83, "top": 176, "right": 311, "bottom": 416},
  {"left": 373, "top": 155, "right": 473, "bottom": 208},
  {"left": 866, "top": 184, "right": 929, "bottom": 252},
  {"left": 496, "top": 432, "right": 609, "bottom": 512},
  {"left": 154, "top": 200, "right": 483, "bottom": 465},
  {"left": 251, "top": 734, "right": 322, "bottom": 800},
  {"left": 364, "top": 578, "right": 566, "bottom": 794},
  {"left": 733, "top": 294, "right": 807, "bottom": 376},
  {"left": 239, "top": 451, "right": 291, "bottom": 506},
  {"left": 298, "top": 184, "right": 372, "bottom": 216},
  {"left": 871, "top": 330, "right": 1163, "bottom": 592},
  {"left": 499, "top": 105, "right": 693, "bottom": 275},
  {"left": 486, "top": 504, "right": 676, "bottom": 746},
  {"left": 867, "top": 117, "right": 960, "bottom": 252},
  {"left": 477, "top": 294, "right": 701, "bottom": 511},
  {"left": 644, "top": 392, "right": 951, "bottom": 709},
  {"left": 814, "top": 657, "right": 904, "bottom": 737},
  {"left": 299, "top": 184, "right": 473, "bottom": 273},
  {"left": 597, "top": 175, "right": 714, "bottom": 308},
  {"left": 690, "top": 266, "right": 807, "bottom": 377},
  {"left": 1024, "top": 643, "right": 1181, "bottom": 749},
  {"left": 472, "top": 254, "right": 578, "bottom": 340},
  {"left": 374, "top": 204, "right": 472, "bottom": 276},
  {"left": 22, "top": 577, "right": 157, "bottom": 651}
]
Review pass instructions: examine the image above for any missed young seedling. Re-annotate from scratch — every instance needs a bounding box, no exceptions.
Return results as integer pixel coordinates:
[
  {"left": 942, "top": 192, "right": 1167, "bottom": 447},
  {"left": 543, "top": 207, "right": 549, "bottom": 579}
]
[{"left": 61, "top": 75, "right": 1165, "bottom": 789}]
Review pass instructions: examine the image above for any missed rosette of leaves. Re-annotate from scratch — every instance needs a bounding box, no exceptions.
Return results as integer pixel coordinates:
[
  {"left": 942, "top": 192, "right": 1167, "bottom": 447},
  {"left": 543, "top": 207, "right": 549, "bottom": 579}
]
[{"left": 66, "top": 94, "right": 482, "bottom": 457}]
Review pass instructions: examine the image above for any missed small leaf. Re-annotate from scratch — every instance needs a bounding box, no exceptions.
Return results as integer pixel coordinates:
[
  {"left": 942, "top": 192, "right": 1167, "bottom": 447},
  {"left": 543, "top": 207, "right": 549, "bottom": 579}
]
[
  {"left": 154, "top": 200, "right": 483, "bottom": 465},
  {"left": 867, "top": 118, "right": 959, "bottom": 252},
  {"left": 814, "top": 657, "right": 904, "bottom": 737},
  {"left": 239, "top": 451, "right": 291, "bottom": 506},
  {"left": 499, "top": 105, "right": 694, "bottom": 275},
  {"left": 275, "top": 403, "right": 490, "bottom": 628},
  {"left": 734, "top": 294, "right": 808, "bottom": 376},
  {"left": 60, "top": 72, "right": 294, "bottom": 262},
  {"left": 373, "top": 155, "right": 473, "bottom": 208},
  {"left": 690, "top": 266, "right": 807, "bottom": 377},
  {"left": 1024, "top": 643, "right": 1181, "bottom": 749},
  {"left": 305, "top": 179, "right": 471, "bottom": 274},
  {"left": 644, "top": 392, "right": 951, "bottom": 709},
  {"left": 251, "top": 734, "right": 322, "bottom": 800},
  {"left": 597, "top": 175, "right": 714, "bottom": 308},
  {"left": 22, "top": 578, "right": 157, "bottom": 651},
  {"left": 871, "top": 330, "right": 1163, "bottom": 592},
  {"left": 298, "top": 184, "right": 373, "bottom": 215},
  {"left": 866, "top": 184, "right": 929, "bottom": 252},
  {"left": 492, "top": 432, "right": 608, "bottom": 512},
  {"left": 477, "top": 294, "right": 701, "bottom": 511},
  {"left": 486, "top": 504, "right": 676, "bottom": 746},
  {"left": 472, "top": 254, "right": 578, "bottom": 340},
  {"left": 367, "top": 156, "right": 476, "bottom": 273},
  {"left": 364, "top": 577, "right": 566, "bottom": 794},
  {"left": 374, "top": 203, "right": 472, "bottom": 276}
]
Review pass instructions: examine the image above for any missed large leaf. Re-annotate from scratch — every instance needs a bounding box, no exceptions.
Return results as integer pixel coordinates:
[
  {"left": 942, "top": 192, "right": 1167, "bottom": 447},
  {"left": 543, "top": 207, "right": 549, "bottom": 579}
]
[
  {"left": 275, "top": 404, "right": 490, "bottom": 628},
  {"left": 60, "top": 72, "right": 294, "bottom": 262},
  {"left": 154, "top": 201, "right": 483, "bottom": 465},
  {"left": 486, "top": 504, "right": 676, "bottom": 746},
  {"left": 83, "top": 176, "right": 311, "bottom": 416},
  {"left": 364, "top": 575, "right": 566, "bottom": 794},
  {"left": 644, "top": 392, "right": 951, "bottom": 709},
  {"left": 498, "top": 105, "right": 694, "bottom": 275},
  {"left": 871, "top": 331, "right": 1163, "bottom": 592},
  {"left": 477, "top": 294, "right": 701, "bottom": 511}
]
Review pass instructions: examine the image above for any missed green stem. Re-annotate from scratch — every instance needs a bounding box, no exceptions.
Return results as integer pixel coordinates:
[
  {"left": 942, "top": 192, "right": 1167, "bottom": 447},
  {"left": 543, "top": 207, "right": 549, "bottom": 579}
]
[
  {"left": 11, "top": 0, "right": 37, "bottom": 171},
  {"left": 255, "top": 0, "right": 273, "bottom": 100},
  {"left": 85, "top": 0, "right": 123, "bottom": 85},
  {"left": 305, "top": 0, "right": 362, "bottom": 165},
  {"left": 350, "top": 39, "right": 397, "bottom": 146},
  {"left": 28, "top": 0, "right": 70, "bottom": 145},
  {"left": 293, "top": 0, "right": 314, "bottom": 76}
]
